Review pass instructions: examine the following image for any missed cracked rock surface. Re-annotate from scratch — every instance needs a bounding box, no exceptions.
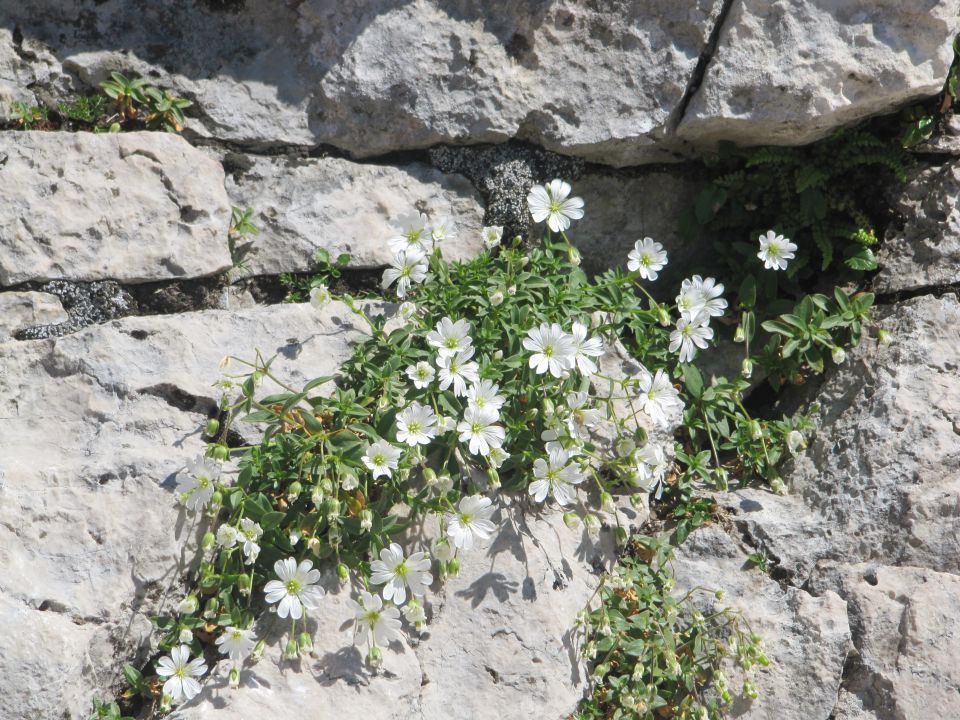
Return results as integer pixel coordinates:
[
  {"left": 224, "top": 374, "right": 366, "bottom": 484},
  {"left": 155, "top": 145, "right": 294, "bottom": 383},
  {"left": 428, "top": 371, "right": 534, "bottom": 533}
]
[
  {"left": 0, "top": 131, "right": 232, "bottom": 285},
  {"left": 0, "top": 302, "right": 376, "bottom": 719}
]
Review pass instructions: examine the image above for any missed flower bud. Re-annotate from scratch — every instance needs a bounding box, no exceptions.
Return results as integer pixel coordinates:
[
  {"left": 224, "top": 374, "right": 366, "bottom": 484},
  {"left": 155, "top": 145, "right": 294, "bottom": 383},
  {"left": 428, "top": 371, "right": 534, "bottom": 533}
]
[
  {"left": 340, "top": 470, "right": 359, "bottom": 491},
  {"left": 769, "top": 477, "right": 787, "bottom": 495},
  {"left": 520, "top": 255, "right": 530, "bottom": 267},
  {"left": 563, "top": 511, "right": 581, "bottom": 530},
  {"left": 360, "top": 509, "right": 373, "bottom": 532},
  {"left": 787, "top": 430, "right": 805, "bottom": 454},
  {"left": 205, "top": 418, "right": 220, "bottom": 437},
  {"left": 493, "top": 349, "right": 503, "bottom": 361},
  {"left": 831, "top": 346, "right": 846, "bottom": 364},
  {"left": 878, "top": 328, "right": 892, "bottom": 345},
  {"left": 283, "top": 639, "right": 299, "bottom": 660},
  {"left": 178, "top": 628, "right": 194, "bottom": 644},
  {"left": 741, "top": 358, "right": 754, "bottom": 379},
  {"left": 178, "top": 594, "right": 199, "bottom": 615},
  {"left": 584, "top": 513, "right": 601, "bottom": 539},
  {"left": 308, "top": 537, "right": 322, "bottom": 556},
  {"left": 447, "top": 557, "right": 461, "bottom": 577},
  {"left": 748, "top": 419, "right": 763, "bottom": 440},
  {"left": 203, "top": 598, "right": 219, "bottom": 619},
  {"left": 210, "top": 444, "right": 229, "bottom": 462},
  {"left": 487, "top": 468, "right": 500, "bottom": 490},
  {"left": 367, "top": 646, "right": 383, "bottom": 669},
  {"left": 287, "top": 481, "right": 303, "bottom": 502},
  {"left": 734, "top": 325, "right": 745, "bottom": 343},
  {"left": 489, "top": 289, "right": 504, "bottom": 306},
  {"left": 237, "top": 573, "right": 252, "bottom": 595},
  {"left": 629, "top": 493, "right": 646, "bottom": 510},
  {"left": 542, "top": 397, "right": 555, "bottom": 418},
  {"left": 568, "top": 245, "right": 582, "bottom": 266},
  {"left": 250, "top": 639, "right": 266, "bottom": 663},
  {"left": 337, "top": 562, "right": 350, "bottom": 582},
  {"left": 160, "top": 694, "right": 172, "bottom": 713},
  {"left": 423, "top": 467, "right": 438, "bottom": 486},
  {"left": 507, "top": 285, "right": 517, "bottom": 296},
  {"left": 298, "top": 631, "right": 313, "bottom": 652},
  {"left": 289, "top": 529, "right": 301, "bottom": 546},
  {"left": 228, "top": 666, "right": 241, "bottom": 689},
  {"left": 715, "top": 590, "right": 726, "bottom": 601},
  {"left": 600, "top": 491, "right": 615, "bottom": 515},
  {"left": 657, "top": 307, "right": 671, "bottom": 327},
  {"left": 714, "top": 467, "right": 729, "bottom": 490},
  {"left": 201, "top": 531, "right": 216, "bottom": 550},
  {"left": 399, "top": 301, "right": 417, "bottom": 320},
  {"left": 615, "top": 527, "right": 628, "bottom": 545},
  {"left": 433, "top": 538, "right": 455, "bottom": 562}
]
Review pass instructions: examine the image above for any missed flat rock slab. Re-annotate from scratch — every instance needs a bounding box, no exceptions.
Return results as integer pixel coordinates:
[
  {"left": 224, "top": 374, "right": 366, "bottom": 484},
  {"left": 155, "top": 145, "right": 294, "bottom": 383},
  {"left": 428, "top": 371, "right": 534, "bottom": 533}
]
[
  {"left": 172, "top": 506, "right": 613, "bottom": 720},
  {"left": 224, "top": 154, "right": 485, "bottom": 273},
  {"left": 0, "top": 301, "right": 375, "bottom": 719},
  {"left": 809, "top": 562, "right": 960, "bottom": 720},
  {"left": 874, "top": 159, "right": 960, "bottom": 293},
  {"left": 678, "top": 0, "right": 960, "bottom": 149},
  {"left": 672, "top": 527, "right": 851, "bottom": 720},
  {"left": 0, "top": 131, "right": 232, "bottom": 285},
  {"left": 0, "top": 290, "right": 68, "bottom": 339},
  {"left": 723, "top": 294, "right": 960, "bottom": 583}
]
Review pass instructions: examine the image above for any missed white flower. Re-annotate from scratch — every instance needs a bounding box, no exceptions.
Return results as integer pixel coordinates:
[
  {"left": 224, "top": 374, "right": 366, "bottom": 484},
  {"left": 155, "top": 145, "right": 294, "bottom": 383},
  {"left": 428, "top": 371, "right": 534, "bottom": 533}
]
[
  {"left": 570, "top": 321, "right": 604, "bottom": 376},
  {"left": 155, "top": 645, "right": 207, "bottom": 705},
  {"left": 523, "top": 323, "right": 576, "bottom": 378},
  {"left": 309, "top": 284, "right": 332, "bottom": 310},
  {"left": 388, "top": 212, "right": 430, "bottom": 256},
  {"left": 399, "top": 301, "right": 418, "bottom": 321},
  {"left": 527, "top": 179, "right": 585, "bottom": 232},
  {"left": 239, "top": 518, "right": 262, "bottom": 562},
  {"left": 637, "top": 368, "right": 683, "bottom": 428},
  {"left": 634, "top": 444, "right": 668, "bottom": 492},
  {"left": 466, "top": 379, "right": 506, "bottom": 413},
  {"left": 177, "top": 456, "right": 220, "bottom": 512},
  {"left": 381, "top": 249, "right": 428, "bottom": 298},
  {"left": 427, "top": 317, "right": 473, "bottom": 358},
  {"left": 457, "top": 405, "right": 505, "bottom": 456},
  {"left": 529, "top": 446, "right": 585, "bottom": 506},
  {"left": 437, "top": 347, "right": 480, "bottom": 397},
  {"left": 349, "top": 590, "right": 402, "bottom": 647},
  {"left": 676, "top": 276, "right": 726, "bottom": 322},
  {"left": 396, "top": 402, "right": 438, "bottom": 446},
  {"left": 362, "top": 439, "right": 403, "bottom": 479},
  {"left": 566, "top": 391, "right": 602, "bottom": 439},
  {"left": 402, "top": 598, "right": 428, "bottom": 629},
  {"left": 369, "top": 542, "right": 433, "bottom": 605},
  {"left": 430, "top": 216, "right": 455, "bottom": 246},
  {"left": 215, "top": 626, "right": 257, "bottom": 663},
  {"left": 489, "top": 446, "right": 510, "bottom": 468},
  {"left": 832, "top": 346, "right": 846, "bottom": 364},
  {"left": 405, "top": 361, "right": 436, "bottom": 389},
  {"left": 757, "top": 230, "right": 798, "bottom": 271},
  {"left": 627, "top": 237, "right": 668, "bottom": 281},
  {"left": 445, "top": 495, "right": 497, "bottom": 551},
  {"left": 263, "top": 557, "right": 325, "bottom": 620},
  {"left": 216, "top": 524, "right": 239, "bottom": 548},
  {"left": 669, "top": 312, "right": 714, "bottom": 363},
  {"left": 482, "top": 225, "right": 503, "bottom": 249}
]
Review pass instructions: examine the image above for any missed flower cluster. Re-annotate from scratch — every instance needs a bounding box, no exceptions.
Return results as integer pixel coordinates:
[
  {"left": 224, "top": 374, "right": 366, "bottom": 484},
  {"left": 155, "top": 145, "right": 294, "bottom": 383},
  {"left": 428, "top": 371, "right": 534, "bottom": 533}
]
[{"left": 154, "top": 177, "right": 839, "bottom": 713}]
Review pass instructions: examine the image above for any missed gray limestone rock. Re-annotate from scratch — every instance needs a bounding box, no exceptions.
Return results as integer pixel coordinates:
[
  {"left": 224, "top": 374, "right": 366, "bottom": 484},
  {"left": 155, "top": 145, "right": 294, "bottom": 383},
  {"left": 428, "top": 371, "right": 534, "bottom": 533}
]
[
  {"left": 224, "top": 154, "right": 485, "bottom": 273},
  {"left": 874, "top": 159, "right": 960, "bottom": 293},
  {"left": 0, "top": 131, "right": 232, "bottom": 285}
]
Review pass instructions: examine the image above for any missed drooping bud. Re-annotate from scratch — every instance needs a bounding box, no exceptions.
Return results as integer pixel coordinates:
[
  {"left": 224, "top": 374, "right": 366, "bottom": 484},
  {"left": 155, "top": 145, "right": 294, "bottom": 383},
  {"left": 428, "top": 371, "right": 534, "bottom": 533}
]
[
  {"left": 741, "top": 358, "right": 754, "bottom": 379},
  {"left": 563, "top": 512, "right": 581, "bottom": 530},
  {"left": 201, "top": 531, "right": 216, "bottom": 550},
  {"left": 250, "top": 639, "right": 266, "bottom": 663},
  {"left": 228, "top": 666, "right": 241, "bottom": 689},
  {"left": 205, "top": 418, "right": 220, "bottom": 437},
  {"left": 878, "top": 328, "right": 892, "bottom": 345},
  {"left": 831, "top": 346, "right": 846, "bottom": 364},
  {"left": 360, "top": 509, "right": 374, "bottom": 532},
  {"left": 487, "top": 468, "right": 500, "bottom": 490},
  {"left": 734, "top": 325, "right": 746, "bottom": 343},
  {"left": 210, "top": 444, "right": 229, "bottom": 462},
  {"left": 178, "top": 594, "right": 199, "bottom": 615},
  {"left": 657, "top": 307, "right": 671, "bottom": 327},
  {"left": 203, "top": 598, "right": 219, "bottom": 619},
  {"left": 447, "top": 557, "right": 461, "bottom": 576},
  {"left": 178, "top": 628, "right": 194, "bottom": 644},
  {"left": 600, "top": 491, "right": 615, "bottom": 515},
  {"left": 298, "top": 631, "right": 314, "bottom": 652},
  {"left": 337, "top": 562, "right": 350, "bottom": 582},
  {"left": 237, "top": 573, "right": 252, "bottom": 595},
  {"left": 367, "top": 646, "right": 383, "bottom": 669},
  {"left": 748, "top": 419, "right": 763, "bottom": 440},
  {"left": 787, "top": 430, "right": 805, "bottom": 454},
  {"left": 287, "top": 481, "right": 303, "bottom": 502},
  {"left": 283, "top": 639, "right": 299, "bottom": 660}
]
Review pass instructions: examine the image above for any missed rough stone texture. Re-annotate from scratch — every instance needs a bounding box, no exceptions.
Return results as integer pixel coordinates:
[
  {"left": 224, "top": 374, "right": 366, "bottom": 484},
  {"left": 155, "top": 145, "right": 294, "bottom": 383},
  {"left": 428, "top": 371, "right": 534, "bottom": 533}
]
[
  {"left": 723, "top": 294, "right": 960, "bottom": 584},
  {"left": 0, "top": 131, "right": 232, "bottom": 285},
  {"left": 224, "top": 154, "right": 485, "bottom": 273},
  {"left": 672, "top": 526, "right": 851, "bottom": 720},
  {"left": 172, "top": 505, "right": 616, "bottom": 720},
  {"left": 0, "top": 291, "right": 68, "bottom": 339},
  {"left": 0, "top": 301, "right": 378, "bottom": 720},
  {"left": 809, "top": 562, "right": 960, "bottom": 719},
  {"left": 678, "top": 0, "right": 960, "bottom": 149},
  {"left": 572, "top": 169, "right": 705, "bottom": 281},
  {"left": 874, "top": 159, "right": 960, "bottom": 293}
]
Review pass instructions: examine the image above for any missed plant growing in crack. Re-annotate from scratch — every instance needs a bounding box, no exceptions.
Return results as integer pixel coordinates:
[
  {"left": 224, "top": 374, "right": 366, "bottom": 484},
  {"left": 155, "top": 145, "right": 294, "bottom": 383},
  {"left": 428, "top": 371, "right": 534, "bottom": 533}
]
[
  {"left": 227, "top": 206, "right": 259, "bottom": 279},
  {"left": 96, "top": 176, "right": 882, "bottom": 718}
]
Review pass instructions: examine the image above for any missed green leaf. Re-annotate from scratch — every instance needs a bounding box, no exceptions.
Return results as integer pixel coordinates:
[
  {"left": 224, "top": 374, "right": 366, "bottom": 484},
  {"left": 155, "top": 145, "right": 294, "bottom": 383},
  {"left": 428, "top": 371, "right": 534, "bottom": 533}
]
[
  {"left": 845, "top": 247, "right": 878, "bottom": 271},
  {"left": 737, "top": 274, "right": 757, "bottom": 309},
  {"left": 260, "top": 511, "right": 286, "bottom": 530},
  {"left": 682, "top": 364, "right": 704, "bottom": 398}
]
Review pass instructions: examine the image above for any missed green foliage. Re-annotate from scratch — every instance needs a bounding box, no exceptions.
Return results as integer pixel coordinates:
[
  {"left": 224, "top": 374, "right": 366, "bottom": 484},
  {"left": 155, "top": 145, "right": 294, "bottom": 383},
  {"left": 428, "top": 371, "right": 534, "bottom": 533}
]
[
  {"left": 99, "top": 71, "right": 150, "bottom": 122},
  {"left": 143, "top": 86, "right": 193, "bottom": 133},
  {"left": 59, "top": 95, "right": 108, "bottom": 124},
  {"left": 746, "top": 549, "right": 770, "bottom": 574},
  {"left": 576, "top": 535, "right": 766, "bottom": 720},
  {"left": 11, "top": 101, "right": 49, "bottom": 129},
  {"left": 900, "top": 34, "right": 960, "bottom": 147},
  {"left": 228, "top": 206, "right": 259, "bottom": 276},
  {"left": 280, "top": 248, "right": 354, "bottom": 302},
  {"left": 688, "top": 127, "right": 907, "bottom": 287},
  {"left": 88, "top": 699, "right": 134, "bottom": 720}
]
